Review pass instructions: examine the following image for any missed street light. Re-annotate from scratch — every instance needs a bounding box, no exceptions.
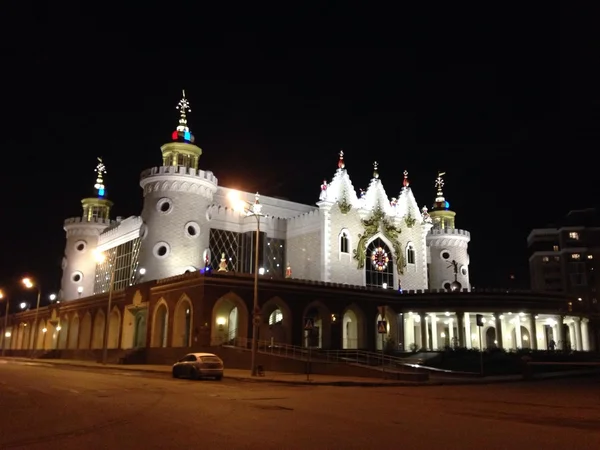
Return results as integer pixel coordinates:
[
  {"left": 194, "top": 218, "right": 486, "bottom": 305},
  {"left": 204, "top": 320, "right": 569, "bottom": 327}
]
[
  {"left": 22, "top": 277, "right": 42, "bottom": 358},
  {"left": 229, "top": 190, "right": 263, "bottom": 377},
  {"left": 1, "top": 290, "right": 9, "bottom": 357},
  {"left": 94, "top": 249, "right": 116, "bottom": 365}
]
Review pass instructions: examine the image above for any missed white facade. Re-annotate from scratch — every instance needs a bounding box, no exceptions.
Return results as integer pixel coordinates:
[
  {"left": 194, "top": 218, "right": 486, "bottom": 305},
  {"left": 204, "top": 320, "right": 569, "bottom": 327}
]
[
  {"left": 61, "top": 217, "right": 112, "bottom": 300},
  {"left": 60, "top": 105, "right": 473, "bottom": 299}
]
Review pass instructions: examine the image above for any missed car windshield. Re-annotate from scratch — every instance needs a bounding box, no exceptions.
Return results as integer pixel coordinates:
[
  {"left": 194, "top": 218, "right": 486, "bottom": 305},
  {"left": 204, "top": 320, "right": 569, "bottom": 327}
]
[{"left": 200, "top": 356, "right": 221, "bottom": 363}]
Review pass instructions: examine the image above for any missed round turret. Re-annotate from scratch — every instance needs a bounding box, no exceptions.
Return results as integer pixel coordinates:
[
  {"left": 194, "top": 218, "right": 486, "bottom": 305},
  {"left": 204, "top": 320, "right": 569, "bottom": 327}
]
[
  {"left": 136, "top": 91, "right": 218, "bottom": 281},
  {"left": 426, "top": 172, "right": 471, "bottom": 291},
  {"left": 60, "top": 158, "right": 114, "bottom": 300}
]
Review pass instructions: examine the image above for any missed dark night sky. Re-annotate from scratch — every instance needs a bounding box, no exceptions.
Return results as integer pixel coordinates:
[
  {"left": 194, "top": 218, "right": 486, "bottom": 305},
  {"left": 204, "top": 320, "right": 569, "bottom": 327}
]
[{"left": 1, "top": 4, "right": 596, "bottom": 305}]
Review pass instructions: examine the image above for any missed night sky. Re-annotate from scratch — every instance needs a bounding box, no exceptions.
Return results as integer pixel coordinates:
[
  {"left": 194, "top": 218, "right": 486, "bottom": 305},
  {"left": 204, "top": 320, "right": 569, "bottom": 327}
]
[{"left": 1, "top": 4, "right": 596, "bottom": 305}]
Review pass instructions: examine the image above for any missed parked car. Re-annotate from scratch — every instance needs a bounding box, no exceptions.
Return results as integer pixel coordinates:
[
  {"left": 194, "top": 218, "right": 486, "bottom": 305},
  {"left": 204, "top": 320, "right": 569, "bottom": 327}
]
[{"left": 172, "top": 353, "right": 224, "bottom": 380}]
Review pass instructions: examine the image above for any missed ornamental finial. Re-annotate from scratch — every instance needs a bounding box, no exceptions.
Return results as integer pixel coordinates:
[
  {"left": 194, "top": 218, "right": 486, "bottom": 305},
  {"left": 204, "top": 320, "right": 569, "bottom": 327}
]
[
  {"left": 338, "top": 150, "right": 345, "bottom": 169},
  {"left": 403, "top": 169, "right": 409, "bottom": 188},
  {"left": 176, "top": 89, "right": 191, "bottom": 132},
  {"left": 435, "top": 171, "right": 445, "bottom": 197},
  {"left": 94, "top": 157, "right": 107, "bottom": 197},
  {"left": 373, "top": 161, "right": 379, "bottom": 179}
]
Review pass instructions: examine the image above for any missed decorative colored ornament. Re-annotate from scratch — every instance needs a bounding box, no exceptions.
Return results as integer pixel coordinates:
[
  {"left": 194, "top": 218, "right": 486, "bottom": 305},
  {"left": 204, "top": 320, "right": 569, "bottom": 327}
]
[
  {"left": 319, "top": 180, "right": 328, "bottom": 201},
  {"left": 373, "top": 161, "right": 379, "bottom": 179},
  {"left": 390, "top": 197, "right": 397, "bottom": 207},
  {"left": 285, "top": 262, "right": 292, "bottom": 279},
  {"left": 218, "top": 252, "right": 228, "bottom": 272},
  {"left": 403, "top": 170, "right": 409, "bottom": 188},
  {"left": 338, "top": 150, "right": 345, "bottom": 169},
  {"left": 371, "top": 247, "right": 389, "bottom": 271},
  {"left": 94, "top": 157, "right": 106, "bottom": 197}
]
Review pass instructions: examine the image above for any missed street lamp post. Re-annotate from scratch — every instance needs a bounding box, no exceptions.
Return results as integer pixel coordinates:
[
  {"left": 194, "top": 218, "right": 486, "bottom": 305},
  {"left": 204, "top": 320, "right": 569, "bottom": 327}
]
[
  {"left": 22, "top": 278, "right": 42, "bottom": 359},
  {"left": 1, "top": 290, "right": 9, "bottom": 357},
  {"left": 95, "top": 250, "right": 117, "bottom": 365},
  {"left": 229, "top": 191, "right": 263, "bottom": 377}
]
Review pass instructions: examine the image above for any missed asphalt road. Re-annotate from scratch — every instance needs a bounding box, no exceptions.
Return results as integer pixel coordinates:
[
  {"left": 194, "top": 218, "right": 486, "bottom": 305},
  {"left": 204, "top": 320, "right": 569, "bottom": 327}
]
[{"left": 1, "top": 360, "right": 599, "bottom": 450}]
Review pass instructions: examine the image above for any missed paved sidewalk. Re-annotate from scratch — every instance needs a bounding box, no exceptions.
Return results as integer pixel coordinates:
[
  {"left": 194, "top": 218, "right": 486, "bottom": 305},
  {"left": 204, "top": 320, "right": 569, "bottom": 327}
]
[{"left": 2, "top": 357, "right": 597, "bottom": 387}]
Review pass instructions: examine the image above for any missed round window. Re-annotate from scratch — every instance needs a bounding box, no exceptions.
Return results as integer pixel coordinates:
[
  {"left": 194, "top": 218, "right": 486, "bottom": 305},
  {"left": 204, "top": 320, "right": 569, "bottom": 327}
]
[
  {"left": 441, "top": 250, "right": 450, "bottom": 260},
  {"left": 71, "top": 271, "right": 83, "bottom": 283},
  {"left": 74, "top": 240, "right": 87, "bottom": 252},
  {"left": 153, "top": 242, "right": 171, "bottom": 259},
  {"left": 156, "top": 198, "right": 173, "bottom": 214},
  {"left": 461, "top": 266, "right": 468, "bottom": 276},
  {"left": 185, "top": 221, "right": 200, "bottom": 238},
  {"left": 443, "top": 282, "right": 451, "bottom": 291}
]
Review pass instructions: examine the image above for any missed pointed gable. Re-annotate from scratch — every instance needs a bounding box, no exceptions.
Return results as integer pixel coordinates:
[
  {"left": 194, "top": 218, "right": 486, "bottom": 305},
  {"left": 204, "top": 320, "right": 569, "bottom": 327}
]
[{"left": 362, "top": 161, "right": 394, "bottom": 215}]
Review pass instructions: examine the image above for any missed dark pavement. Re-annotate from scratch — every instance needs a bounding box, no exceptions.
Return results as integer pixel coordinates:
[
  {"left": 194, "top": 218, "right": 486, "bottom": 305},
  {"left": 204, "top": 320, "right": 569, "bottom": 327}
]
[{"left": 1, "top": 359, "right": 599, "bottom": 449}]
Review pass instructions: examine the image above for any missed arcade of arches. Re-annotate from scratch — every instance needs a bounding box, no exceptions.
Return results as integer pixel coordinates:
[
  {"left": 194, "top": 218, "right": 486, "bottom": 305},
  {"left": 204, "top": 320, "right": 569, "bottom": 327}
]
[{"left": 2, "top": 297, "right": 594, "bottom": 353}]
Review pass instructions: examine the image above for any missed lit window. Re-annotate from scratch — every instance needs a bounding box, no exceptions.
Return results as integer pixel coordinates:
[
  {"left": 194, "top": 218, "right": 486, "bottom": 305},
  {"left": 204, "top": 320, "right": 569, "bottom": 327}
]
[
  {"left": 571, "top": 254, "right": 581, "bottom": 260},
  {"left": 407, "top": 244, "right": 415, "bottom": 265},
  {"left": 542, "top": 256, "right": 549, "bottom": 263},
  {"left": 587, "top": 255, "right": 593, "bottom": 260},
  {"left": 553, "top": 245, "right": 559, "bottom": 251},
  {"left": 339, "top": 231, "right": 349, "bottom": 254},
  {"left": 569, "top": 232, "right": 579, "bottom": 240}
]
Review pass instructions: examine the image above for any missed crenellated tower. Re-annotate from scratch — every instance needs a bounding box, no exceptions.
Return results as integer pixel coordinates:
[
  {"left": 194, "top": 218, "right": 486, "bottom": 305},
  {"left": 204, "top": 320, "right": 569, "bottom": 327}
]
[
  {"left": 137, "top": 90, "right": 218, "bottom": 281},
  {"left": 61, "top": 158, "right": 114, "bottom": 301},
  {"left": 426, "top": 172, "right": 471, "bottom": 291}
]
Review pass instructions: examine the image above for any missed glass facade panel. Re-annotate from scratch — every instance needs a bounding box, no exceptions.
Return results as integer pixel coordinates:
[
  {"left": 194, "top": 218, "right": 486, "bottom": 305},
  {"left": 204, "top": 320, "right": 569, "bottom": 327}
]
[{"left": 94, "top": 237, "right": 141, "bottom": 294}]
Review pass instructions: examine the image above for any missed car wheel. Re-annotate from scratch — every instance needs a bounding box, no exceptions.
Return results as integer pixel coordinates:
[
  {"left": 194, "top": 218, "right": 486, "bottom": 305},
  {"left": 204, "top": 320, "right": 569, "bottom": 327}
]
[
  {"left": 215, "top": 375, "right": 223, "bottom": 381},
  {"left": 190, "top": 368, "right": 199, "bottom": 380}
]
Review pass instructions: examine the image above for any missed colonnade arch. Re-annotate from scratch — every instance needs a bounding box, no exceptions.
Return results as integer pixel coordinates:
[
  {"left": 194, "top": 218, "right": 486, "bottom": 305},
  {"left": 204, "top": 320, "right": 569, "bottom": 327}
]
[
  {"left": 172, "top": 295, "right": 193, "bottom": 347},
  {"left": 342, "top": 304, "right": 367, "bottom": 349},
  {"left": 108, "top": 308, "right": 121, "bottom": 349},
  {"left": 211, "top": 292, "right": 249, "bottom": 346},
  {"left": 302, "top": 301, "right": 331, "bottom": 349},
  {"left": 69, "top": 315, "right": 80, "bottom": 349},
  {"left": 78, "top": 312, "right": 92, "bottom": 349},
  {"left": 151, "top": 300, "right": 169, "bottom": 348},
  {"left": 92, "top": 310, "right": 105, "bottom": 349},
  {"left": 260, "top": 297, "right": 292, "bottom": 345},
  {"left": 375, "top": 306, "right": 398, "bottom": 351}
]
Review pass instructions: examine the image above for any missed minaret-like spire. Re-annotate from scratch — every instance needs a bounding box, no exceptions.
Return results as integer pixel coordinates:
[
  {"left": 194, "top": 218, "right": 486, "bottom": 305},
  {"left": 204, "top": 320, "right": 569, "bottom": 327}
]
[
  {"left": 373, "top": 161, "right": 379, "bottom": 179},
  {"left": 338, "top": 150, "right": 345, "bottom": 169},
  {"left": 403, "top": 170, "right": 410, "bottom": 188},
  {"left": 176, "top": 89, "right": 191, "bottom": 132},
  {"left": 170, "top": 89, "right": 195, "bottom": 144},
  {"left": 435, "top": 171, "right": 445, "bottom": 202},
  {"left": 94, "top": 157, "right": 107, "bottom": 197}
]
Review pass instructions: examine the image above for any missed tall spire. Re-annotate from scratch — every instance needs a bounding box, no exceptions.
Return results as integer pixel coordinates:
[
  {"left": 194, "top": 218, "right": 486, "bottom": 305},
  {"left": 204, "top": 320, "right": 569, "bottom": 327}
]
[
  {"left": 171, "top": 90, "right": 195, "bottom": 143},
  {"left": 435, "top": 171, "right": 445, "bottom": 202},
  {"left": 403, "top": 170, "right": 410, "bottom": 188},
  {"left": 338, "top": 150, "right": 345, "bottom": 169},
  {"left": 176, "top": 89, "right": 191, "bottom": 132},
  {"left": 94, "top": 157, "right": 107, "bottom": 197}
]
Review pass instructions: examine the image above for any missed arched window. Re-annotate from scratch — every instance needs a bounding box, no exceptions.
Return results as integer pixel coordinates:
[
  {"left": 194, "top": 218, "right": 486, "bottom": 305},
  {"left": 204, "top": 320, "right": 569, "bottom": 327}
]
[
  {"left": 339, "top": 230, "right": 349, "bottom": 254},
  {"left": 365, "top": 238, "right": 394, "bottom": 288},
  {"left": 406, "top": 243, "right": 415, "bottom": 265}
]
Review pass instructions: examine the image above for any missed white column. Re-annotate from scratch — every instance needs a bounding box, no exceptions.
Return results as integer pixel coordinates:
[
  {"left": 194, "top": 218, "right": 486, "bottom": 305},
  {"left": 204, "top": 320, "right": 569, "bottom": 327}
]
[
  {"left": 465, "top": 312, "right": 472, "bottom": 349},
  {"left": 574, "top": 317, "right": 583, "bottom": 351},
  {"left": 430, "top": 314, "right": 438, "bottom": 350},
  {"left": 448, "top": 318, "right": 455, "bottom": 344},
  {"left": 515, "top": 316, "right": 522, "bottom": 348},
  {"left": 582, "top": 318, "right": 590, "bottom": 351},
  {"left": 405, "top": 314, "right": 415, "bottom": 349}
]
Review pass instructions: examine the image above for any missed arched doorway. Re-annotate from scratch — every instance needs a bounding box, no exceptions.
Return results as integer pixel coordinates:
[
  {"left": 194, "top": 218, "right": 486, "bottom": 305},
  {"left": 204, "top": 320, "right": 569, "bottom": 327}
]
[
  {"left": 511, "top": 325, "right": 531, "bottom": 349},
  {"left": 211, "top": 293, "right": 249, "bottom": 346},
  {"left": 79, "top": 312, "right": 92, "bottom": 349},
  {"left": 485, "top": 327, "right": 496, "bottom": 348},
  {"left": 365, "top": 238, "right": 394, "bottom": 289},
  {"left": 108, "top": 309, "right": 121, "bottom": 349},
  {"left": 133, "top": 311, "right": 147, "bottom": 348},
  {"left": 376, "top": 306, "right": 399, "bottom": 351},
  {"left": 58, "top": 315, "right": 68, "bottom": 350},
  {"left": 68, "top": 315, "right": 79, "bottom": 349},
  {"left": 151, "top": 302, "right": 169, "bottom": 348},
  {"left": 92, "top": 310, "right": 105, "bottom": 349},
  {"left": 260, "top": 297, "right": 292, "bottom": 345},
  {"left": 22, "top": 323, "right": 30, "bottom": 350},
  {"left": 342, "top": 304, "right": 366, "bottom": 349},
  {"left": 172, "top": 296, "right": 193, "bottom": 347},
  {"left": 35, "top": 320, "right": 46, "bottom": 351},
  {"left": 302, "top": 302, "right": 331, "bottom": 349}
]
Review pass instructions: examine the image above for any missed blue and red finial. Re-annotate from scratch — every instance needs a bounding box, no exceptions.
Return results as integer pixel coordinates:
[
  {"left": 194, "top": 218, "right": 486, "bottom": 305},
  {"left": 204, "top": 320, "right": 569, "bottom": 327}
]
[
  {"left": 171, "top": 90, "right": 195, "bottom": 143},
  {"left": 94, "top": 157, "right": 106, "bottom": 197},
  {"left": 433, "top": 171, "right": 450, "bottom": 210}
]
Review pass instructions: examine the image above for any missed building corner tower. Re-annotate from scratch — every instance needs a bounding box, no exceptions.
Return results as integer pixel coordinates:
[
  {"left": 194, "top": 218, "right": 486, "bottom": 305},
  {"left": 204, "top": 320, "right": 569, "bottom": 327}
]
[
  {"left": 137, "top": 90, "right": 218, "bottom": 281},
  {"left": 60, "top": 158, "right": 114, "bottom": 301},
  {"left": 426, "top": 172, "right": 471, "bottom": 291}
]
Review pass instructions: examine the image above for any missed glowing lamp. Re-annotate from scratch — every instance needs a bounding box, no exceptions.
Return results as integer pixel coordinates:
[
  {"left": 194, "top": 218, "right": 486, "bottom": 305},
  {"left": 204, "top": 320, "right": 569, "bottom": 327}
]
[
  {"left": 93, "top": 250, "right": 107, "bottom": 264},
  {"left": 19, "top": 302, "right": 27, "bottom": 310},
  {"left": 184, "top": 131, "right": 191, "bottom": 141},
  {"left": 216, "top": 317, "right": 226, "bottom": 326},
  {"left": 172, "top": 130, "right": 178, "bottom": 140},
  {"left": 4, "top": 332, "right": 10, "bottom": 338},
  {"left": 77, "top": 286, "right": 84, "bottom": 294}
]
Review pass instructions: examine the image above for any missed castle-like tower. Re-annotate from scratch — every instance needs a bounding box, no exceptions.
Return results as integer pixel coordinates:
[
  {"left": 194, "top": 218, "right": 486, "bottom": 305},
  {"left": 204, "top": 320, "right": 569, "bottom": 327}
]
[
  {"left": 60, "top": 158, "right": 114, "bottom": 301},
  {"left": 137, "top": 90, "right": 218, "bottom": 280},
  {"left": 426, "top": 172, "right": 471, "bottom": 291}
]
